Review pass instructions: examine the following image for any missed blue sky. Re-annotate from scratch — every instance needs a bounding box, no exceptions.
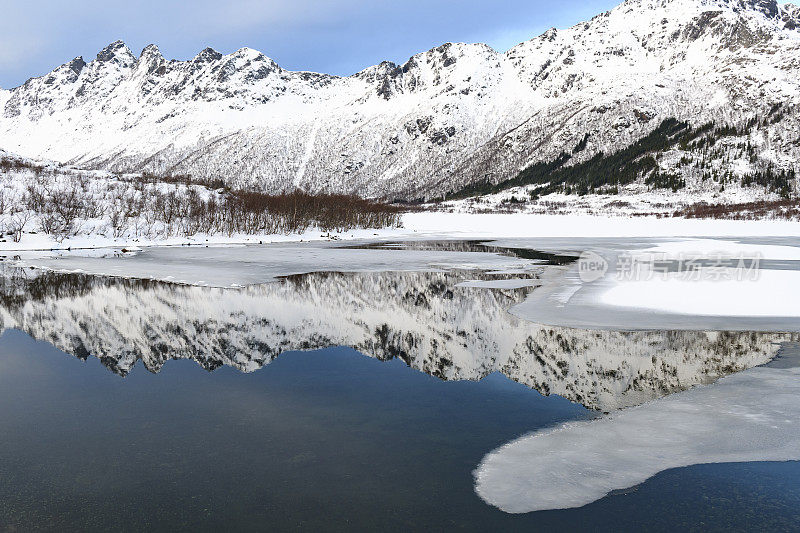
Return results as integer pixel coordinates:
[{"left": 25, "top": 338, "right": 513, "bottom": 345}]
[{"left": 0, "top": 0, "right": 621, "bottom": 88}]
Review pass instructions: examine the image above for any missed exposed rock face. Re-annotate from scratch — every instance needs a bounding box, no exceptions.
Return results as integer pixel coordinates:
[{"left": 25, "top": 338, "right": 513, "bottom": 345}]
[{"left": 0, "top": 0, "right": 799, "bottom": 200}]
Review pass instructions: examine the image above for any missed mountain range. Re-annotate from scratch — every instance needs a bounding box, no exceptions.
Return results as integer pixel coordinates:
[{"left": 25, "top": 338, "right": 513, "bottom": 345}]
[{"left": 1, "top": 0, "right": 799, "bottom": 201}]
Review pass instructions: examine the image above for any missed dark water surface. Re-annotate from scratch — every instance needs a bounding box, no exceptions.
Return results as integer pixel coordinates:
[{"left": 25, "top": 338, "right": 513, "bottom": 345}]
[
  {"left": 1, "top": 261, "right": 800, "bottom": 531},
  {"left": 1, "top": 330, "right": 800, "bottom": 532}
]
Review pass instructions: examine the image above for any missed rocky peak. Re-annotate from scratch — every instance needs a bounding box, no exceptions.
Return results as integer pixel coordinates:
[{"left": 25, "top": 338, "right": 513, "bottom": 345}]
[
  {"left": 426, "top": 42, "right": 496, "bottom": 63},
  {"left": 67, "top": 57, "right": 87, "bottom": 76},
  {"left": 350, "top": 61, "right": 400, "bottom": 99},
  {"left": 209, "top": 48, "right": 281, "bottom": 86},
  {"left": 30, "top": 56, "right": 86, "bottom": 88},
  {"left": 231, "top": 47, "right": 265, "bottom": 59},
  {"left": 781, "top": 3, "right": 800, "bottom": 29},
  {"left": 738, "top": 0, "right": 779, "bottom": 18},
  {"left": 136, "top": 44, "right": 166, "bottom": 77},
  {"left": 95, "top": 40, "right": 136, "bottom": 67},
  {"left": 353, "top": 61, "right": 398, "bottom": 81},
  {"left": 139, "top": 44, "right": 162, "bottom": 59},
  {"left": 616, "top": 0, "right": 782, "bottom": 23},
  {"left": 194, "top": 47, "right": 223, "bottom": 63}
]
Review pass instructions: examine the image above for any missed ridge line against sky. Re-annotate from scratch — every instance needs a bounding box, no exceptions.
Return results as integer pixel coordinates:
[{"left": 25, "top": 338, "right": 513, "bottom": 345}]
[{"left": 0, "top": 0, "right": 622, "bottom": 89}]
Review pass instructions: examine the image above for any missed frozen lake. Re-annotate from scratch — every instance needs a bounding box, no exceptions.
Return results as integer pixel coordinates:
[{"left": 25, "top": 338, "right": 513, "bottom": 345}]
[{"left": 1, "top": 235, "right": 799, "bottom": 529}]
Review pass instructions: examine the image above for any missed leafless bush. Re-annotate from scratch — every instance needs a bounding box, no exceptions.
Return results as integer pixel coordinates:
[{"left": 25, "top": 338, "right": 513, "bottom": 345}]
[
  {"left": 138, "top": 171, "right": 227, "bottom": 191},
  {"left": 39, "top": 211, "right": 67, "bottom": 236},
  {"left": 151, "top": 189, "right": 402, "bottom": 238},
  {"left": 2, "top": 165, "right": 404, "bottom": 242},
  {"left": 223, "top": 191, "right": 403, "bottom": 235},
  {"left": 24, "top": 184, "right": 47, "bottom": 212},
  {"left": 674, "top": 199, "right": 800, "bottom": 220},
  {"left": 108, "top": 205, "right": 129, "bottom": 238},
  {"left": 8, "top": 211, "right": 33, "bottom": 242},
  {"left": 0, "top": 156, "right": 46, "bottom": 175}
]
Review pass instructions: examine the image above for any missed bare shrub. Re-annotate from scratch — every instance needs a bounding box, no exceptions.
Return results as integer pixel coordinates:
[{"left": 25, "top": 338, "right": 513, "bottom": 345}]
[
  {"left": 2, "top": 165, "right": 404, "bottom": 243},
  {"left": 8, "top": 211, "right": 33, "bottom": 242},
  {"left": 674, "top": 199, "right": 800, "bottom": 220},
  {"left": 108, "top": 205, "right": 129, "bottom": 238}
]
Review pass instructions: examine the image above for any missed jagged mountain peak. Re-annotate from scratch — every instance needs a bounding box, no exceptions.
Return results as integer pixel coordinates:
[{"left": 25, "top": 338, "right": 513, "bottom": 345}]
[
  {"left": 139, "top": 44, "right": 162, "bottom": 58},
  {"left": 95, "top": 40, "right": 136, "bottom": 65},
  {"left": 781, "top": 2, "right": 800, "bottom": 28},
  {"left": 21, "top": 56, "right": 87, "bottom": 87},
  {"left": 135, "top": 45, "right": 165, "bottom": 78},
  {"left": 507, "top": 0, "right": 798, "bottom": 79},
  {"left": 597, "top": 0, "right": 789, "bottom": 32},
  {"left": 618, "top": 0, "right": 776, "bottom": 13},
  {"left": 352, "top": 61, "right": 398, "bottom": 87},
  {"left": 0, "top": 0, "right": 799, "bottom": 200},
  {"left": 406, "top": 41, "right": 499, "bottom": 67},
  {"left": 231, "top": 46, "right": 268, "bottom": 59},
  {"left": 187, "top": 45, "right": 278, "bottom": 66},
  {"left": 745, "top": 0, "right": 780, "bottom": 18},
  {"left": 66, "top": 56, "right": 86, "bottom": 72},
  {"left": 364, "top": 41, "right": 504, "bottom": 100},
  {"left": 193, "top": 46, "right": 223, "bottom": 63}
]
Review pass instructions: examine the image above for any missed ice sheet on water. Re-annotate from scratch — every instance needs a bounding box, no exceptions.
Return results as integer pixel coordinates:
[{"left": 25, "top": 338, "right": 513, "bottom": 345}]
[
  {"left": 456, "top": 279, "right": 541, "bottom": 289},
  {"left": 474, "top": 348, "right": 800, "bottom": 513},
  {"left": 509, "top": 236, "right": 800, "bottom": 331},
  {"left": 599, "top": 268, "right": 800, "bottom": 317},
  {"left": 8, "top": 235, "right": 800, "bottom": 329},
  {"left": 7, "top": 242, "right": 534, "bottom": 287}
]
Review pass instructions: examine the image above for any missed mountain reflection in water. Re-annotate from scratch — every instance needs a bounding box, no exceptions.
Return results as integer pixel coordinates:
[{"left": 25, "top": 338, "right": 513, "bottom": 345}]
[{"left": 0, "top": 266, "right": 794, "bottom": 411}]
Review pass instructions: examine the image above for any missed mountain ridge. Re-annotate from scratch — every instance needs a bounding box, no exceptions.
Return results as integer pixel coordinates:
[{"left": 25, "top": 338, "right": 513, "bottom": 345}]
[
  {"left": 7, "top": 0, "right": 799, "bottom": 86},
  {"left": 1, "top": 0, "right": 799, "bottom": 201}
]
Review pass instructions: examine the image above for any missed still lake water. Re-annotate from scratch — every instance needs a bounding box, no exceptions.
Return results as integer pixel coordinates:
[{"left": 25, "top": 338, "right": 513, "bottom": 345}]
[{"left": 1, "top": 247, "right": 799, "bottom": 531}]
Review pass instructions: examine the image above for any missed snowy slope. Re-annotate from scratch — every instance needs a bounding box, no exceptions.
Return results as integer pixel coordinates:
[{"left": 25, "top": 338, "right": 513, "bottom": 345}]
[{"left": 1, "top": 0, "right": 799, "bottom": 200}]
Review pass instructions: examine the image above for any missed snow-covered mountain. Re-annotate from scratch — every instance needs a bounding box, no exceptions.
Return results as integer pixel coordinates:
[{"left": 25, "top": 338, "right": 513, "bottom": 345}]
[
  {"left": 1, "top": 267, "right": 794, "bottom": 410},
  {"left": 1, "top": 0, "right": 799, "bottom": 200}
]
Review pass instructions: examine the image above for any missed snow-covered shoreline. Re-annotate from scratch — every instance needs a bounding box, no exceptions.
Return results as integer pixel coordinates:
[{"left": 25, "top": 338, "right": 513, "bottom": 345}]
[
  {"left": 3, "top": 211, "right": 800, "bottom": 252},
  {"left": 4, "top": 218, "right": 800, "bottom": 331},
  {"left": 0, "top": 225, "right": 411, "bottom": 252}
]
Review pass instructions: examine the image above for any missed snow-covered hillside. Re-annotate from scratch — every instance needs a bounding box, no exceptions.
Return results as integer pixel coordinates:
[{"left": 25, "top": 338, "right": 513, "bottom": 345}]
[
  {"left": 0, "top": 149, "right": 400, "bottom": 250},
  {"left": 1, "top": 0, "right": 799, "bottom": 201},
  {"left": 0, "top": 149, "right": 226, "bottom": 247}
]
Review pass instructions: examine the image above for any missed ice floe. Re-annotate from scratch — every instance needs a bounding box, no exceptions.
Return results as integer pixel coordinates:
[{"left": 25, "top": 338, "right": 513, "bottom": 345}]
[{"left": 474, "top": 346, "right": 800, "bottom": 513}]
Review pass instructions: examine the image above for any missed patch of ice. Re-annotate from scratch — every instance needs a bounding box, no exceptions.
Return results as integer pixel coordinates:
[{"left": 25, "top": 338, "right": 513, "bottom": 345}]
[
  {"left": 474, "top": 356, "right": 800, "bottom": 513},
  {"left": 7, "top": 242, "right": 533, "bottom": 287},
  {"left": 637, "top": 238, "right": 800, "bottom": 261},
  {"left": 401, "top": 213, "right": 800, "bottom": 240},
  {"left": 511, "top": 236, "right": 800, "bottom": 330},
  {"left": 456, "top": 279, "right": 541, "bottom": 289},
  {"left": 600, "top": 269, "right": 800, "bottom": 317}
]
